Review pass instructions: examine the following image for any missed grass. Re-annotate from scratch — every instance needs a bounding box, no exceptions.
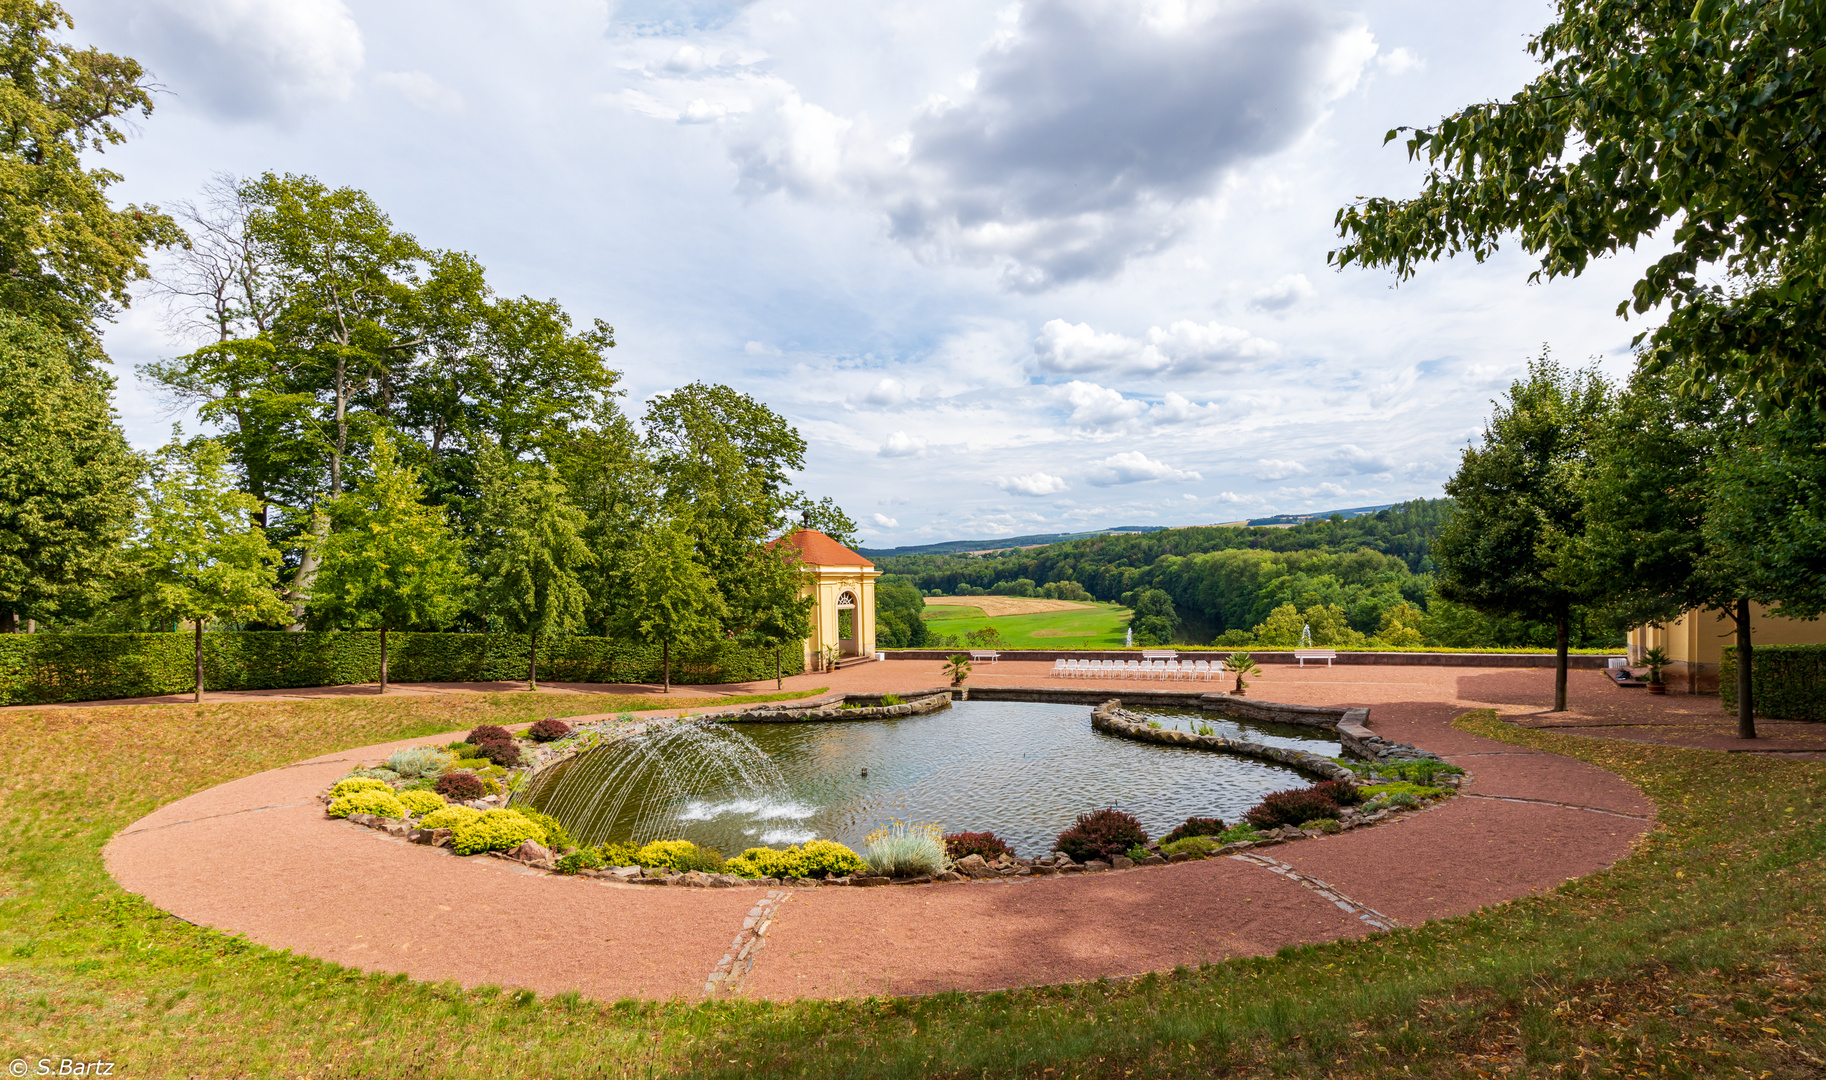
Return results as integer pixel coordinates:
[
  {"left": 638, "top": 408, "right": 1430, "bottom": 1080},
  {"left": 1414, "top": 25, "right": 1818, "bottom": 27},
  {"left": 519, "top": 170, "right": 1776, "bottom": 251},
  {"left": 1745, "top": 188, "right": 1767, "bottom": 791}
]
[
  {"left": 4, "top": 698, "right": 1826, "bottom": 1077},
  {"left": 921, "top": 601, "right": 1132, "bottom": 648}
]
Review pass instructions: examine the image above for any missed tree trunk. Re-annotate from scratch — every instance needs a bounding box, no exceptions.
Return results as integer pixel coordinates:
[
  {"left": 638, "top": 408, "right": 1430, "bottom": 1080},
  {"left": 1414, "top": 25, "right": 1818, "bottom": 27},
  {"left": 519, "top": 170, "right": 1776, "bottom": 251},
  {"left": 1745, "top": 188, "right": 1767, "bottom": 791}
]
[
  {"left": 663, "top": 639, "right": 671, "bottom": 694},
  {"left": 1552, "top": 614, "right": 1569, "bottom": 713},
  {"left": 286, "top": 510, "right": 328, "bottom": 631},
  {"left": 776, "top": 646, "right": 782, "bottom": 691},
  {"left": 1736, "top": 597, "right": 1757, "bottom": 740},
  {"left": 0, "top": 612, "right": 15, "bottom": 633},
  {"left": 379, "top": 626, "right": 389, "bottom": 694},
  {"left": 194, "top": 619, "right": 205, "bottom": 705},
  {"left": 528, "top": 633, "right": 538, "bottom": 692},
  {"left": 331, "top": 352, "right": 346, "bottom": 496}
]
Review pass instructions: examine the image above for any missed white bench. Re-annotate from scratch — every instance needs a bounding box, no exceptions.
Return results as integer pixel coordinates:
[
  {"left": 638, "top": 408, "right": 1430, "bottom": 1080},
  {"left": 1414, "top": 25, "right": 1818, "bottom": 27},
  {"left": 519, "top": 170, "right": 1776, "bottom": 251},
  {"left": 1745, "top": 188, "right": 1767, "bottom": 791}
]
[
  {"left": 1294, "top": 649, "right": 1337, "bottom": 667},
  {"left": 1141, "top": 650, "right": 1178, "bottom": 661},
  {"left": 969, "top": 650, "right": 1000, "bottom": 664}
]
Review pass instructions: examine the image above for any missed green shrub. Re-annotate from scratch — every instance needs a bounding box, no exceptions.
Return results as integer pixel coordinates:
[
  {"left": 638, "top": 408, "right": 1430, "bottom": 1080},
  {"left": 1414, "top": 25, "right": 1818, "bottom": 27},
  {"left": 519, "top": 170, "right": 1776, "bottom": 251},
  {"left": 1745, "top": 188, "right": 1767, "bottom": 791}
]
[
  {"left": 1307, "top": 818, "right": 1341, "bottom": 834},
  {"left": 596, "top": 842, "right": 641, "bottom": 867},
  {"left": 394, "top": 789, "right": 445, "bottom": 816},
  {"left": 862, "top": 820, "right": 945, "bottom": 877},
  {"left": 879, "top": 693, "right": 902, "bottom": 706},
  {"left": 328, "top": 788, "right": 408, "bottom": 819},
  {"left": 445, "top": 742, "right": 479, "bottom": 757},
  {"left": 554, "top": 849, "right": 601, "bottom": 875},
  {"left": 1216, "top": 823, "right": 1264, "bottom": 844},
  {"left": 1124, "top": 844, "right": 1150, "bottom": 862},
  {"left": 509, "top": 806, "right": 576, "bottom": 853},
  {"left": 632, "top": 839, "right": 723, "bottom": 873},
  {"left": 384, "top": 747, "right": 451, "bottom": 779},
  {"left": 726, "top": 840, "right": 866, "bottom": 879},
  {"left": 418, "top": 805, "right": 482, "bottom": 831},
  {"left": 454, "top": 757, "right": 492, "bottom": 772},
  {"left": 328, "top": 777, "right": 391, "bottom": 798},
  {"left": 1358, "top": 781, "right": 1447, "bottom": 802},
  {"left": 450, "top": 809, "right": 547, "bottom": 855},
  {"left": 1159, "top": 835, "right": 1218, "bottom": 858},
  {"left": 1722, "top": 643, "right": 1826, "bottom": 720}
]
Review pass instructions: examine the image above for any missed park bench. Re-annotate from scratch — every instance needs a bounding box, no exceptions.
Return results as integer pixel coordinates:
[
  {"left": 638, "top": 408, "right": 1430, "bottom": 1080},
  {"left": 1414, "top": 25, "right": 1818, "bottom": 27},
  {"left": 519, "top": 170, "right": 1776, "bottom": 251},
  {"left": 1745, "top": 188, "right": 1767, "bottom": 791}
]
[
  {"left": 1141, "top": 649, "right": 1178, "bottom": 661},
  {"left": 1293, "top": 649, "right": 1337, "bottom": 667},
  {"left": 970, "top": 650, "right": 1000, "bottom": 664}
]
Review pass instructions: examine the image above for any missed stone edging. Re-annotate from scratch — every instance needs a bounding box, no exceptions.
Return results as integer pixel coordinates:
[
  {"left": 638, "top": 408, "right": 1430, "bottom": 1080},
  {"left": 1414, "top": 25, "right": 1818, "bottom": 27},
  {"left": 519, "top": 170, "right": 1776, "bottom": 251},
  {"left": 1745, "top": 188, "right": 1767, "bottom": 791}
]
[
  {"left": 703, "top": 691, "right": 953, "bottom": 724},
  {"left": 1090, "top": 700, "right": 1356, "bottom": 782}
]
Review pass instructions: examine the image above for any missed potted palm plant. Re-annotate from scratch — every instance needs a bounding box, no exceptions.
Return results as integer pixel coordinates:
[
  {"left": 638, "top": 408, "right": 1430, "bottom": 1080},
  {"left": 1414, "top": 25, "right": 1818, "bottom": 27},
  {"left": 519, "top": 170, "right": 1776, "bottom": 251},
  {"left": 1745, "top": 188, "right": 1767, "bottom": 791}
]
[
  {"left": 1227, "top": 651, "right": 1261, "bottom": 696},
  {"left": 1641, "top": 647, "right": 1671, "bottom": 694},
  {"left": 944, "top": 654, "right": 972, "bottom": 686}
]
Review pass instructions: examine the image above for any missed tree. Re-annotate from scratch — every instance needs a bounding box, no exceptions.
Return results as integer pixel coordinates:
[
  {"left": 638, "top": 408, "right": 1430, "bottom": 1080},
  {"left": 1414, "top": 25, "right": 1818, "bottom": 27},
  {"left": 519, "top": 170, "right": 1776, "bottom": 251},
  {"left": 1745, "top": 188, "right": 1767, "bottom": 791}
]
[
  {"left": 1703, "top": 406, "right": 1826, "bottom": 733},
  {"left": 622, "top": 519, "right": 726, "bottom": 693},
  {"left": 1434, "top": 354, "right": 1612, "bottom": 711},
  {"left": 1129, "top": 588, "right": 1178, "bottom": 646},
  {"left": 0, "top": 2, "right": 179, "bottom": 337},
  {"left": 309, "top": 433, "right": 472, "bottom": 693},
  {"left": 722, "top": 541, "right": 813, "bottom": 689},
  {"left": 1330, "top": 0, "right": 1826, "bottom": 409},
  {"left": 129, "top": 436, "right": 291, "bottom": 703},
  {"left": 0, "top": 313, "right": 140, "bottom": 629},
  {"left": 1581, "top": 364, "right": 1773, "bottom": 736},
  {"left": 798, "top": 496, "right": 858, "bottom": 549},
  {"left": 473, "top": 448, "right": 592, "bottom": 690}
]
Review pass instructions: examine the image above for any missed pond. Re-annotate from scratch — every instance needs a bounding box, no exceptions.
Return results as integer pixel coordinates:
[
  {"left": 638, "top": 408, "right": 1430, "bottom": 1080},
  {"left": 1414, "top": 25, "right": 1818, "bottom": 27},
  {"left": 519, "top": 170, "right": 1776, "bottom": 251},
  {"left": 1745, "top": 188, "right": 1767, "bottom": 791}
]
[{"left": 522, "top": 700, "right": 1342, "bottom": 858}]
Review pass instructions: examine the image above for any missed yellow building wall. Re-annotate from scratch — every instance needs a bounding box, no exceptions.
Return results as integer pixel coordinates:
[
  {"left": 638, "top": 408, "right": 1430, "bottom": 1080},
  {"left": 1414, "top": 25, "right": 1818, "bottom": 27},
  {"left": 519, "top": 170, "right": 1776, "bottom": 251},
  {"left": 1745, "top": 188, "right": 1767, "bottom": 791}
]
[
  {"left": 1628, "top": 603, "right": 1826, "bottom": 692},
  {"left": 798, "top": 565, "right": 879, "bottom": 670}
]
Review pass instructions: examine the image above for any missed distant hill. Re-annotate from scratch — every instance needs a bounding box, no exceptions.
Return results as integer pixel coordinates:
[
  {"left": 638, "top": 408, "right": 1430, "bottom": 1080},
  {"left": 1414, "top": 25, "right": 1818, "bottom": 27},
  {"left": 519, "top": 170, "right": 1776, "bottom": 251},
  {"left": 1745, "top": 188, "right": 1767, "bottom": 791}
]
[
  {"left": 857, "top": 526, "right": 1164, "bottom": 559},
  {"left": 1243, "top": 503, "right": 1398, "bottom": 527}
]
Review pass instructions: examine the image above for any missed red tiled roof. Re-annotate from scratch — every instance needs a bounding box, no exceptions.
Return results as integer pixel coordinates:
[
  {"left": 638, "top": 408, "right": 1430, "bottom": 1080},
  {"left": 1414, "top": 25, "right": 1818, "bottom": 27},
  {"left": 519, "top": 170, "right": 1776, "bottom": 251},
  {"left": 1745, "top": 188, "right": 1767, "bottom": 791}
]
[{"left": 771, "top": 529, "right": 874, "bottom": 568}]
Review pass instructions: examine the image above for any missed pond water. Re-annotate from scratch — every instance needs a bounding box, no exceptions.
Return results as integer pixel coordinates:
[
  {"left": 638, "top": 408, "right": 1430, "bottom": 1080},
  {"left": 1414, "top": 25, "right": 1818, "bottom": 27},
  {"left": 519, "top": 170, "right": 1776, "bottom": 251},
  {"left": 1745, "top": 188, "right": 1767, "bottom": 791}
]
[{"left": 522, "top": 700, "right": 1341, "bottom": 858}]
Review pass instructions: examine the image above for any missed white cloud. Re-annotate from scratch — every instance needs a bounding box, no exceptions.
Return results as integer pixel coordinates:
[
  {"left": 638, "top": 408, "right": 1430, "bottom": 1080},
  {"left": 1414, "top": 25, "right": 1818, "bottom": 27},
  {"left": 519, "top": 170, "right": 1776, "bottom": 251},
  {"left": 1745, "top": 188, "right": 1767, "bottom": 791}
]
[
  {"left": 1151, "top": 391, "right": 1221, "bottom": 424},
  {"left": 375, "top": 70, "right": 461, "bottom": 113},
  {"left": 90, "top": 0, "right": 364, "bottom": 122},
  {"left": 1257, "top": 458, "right": 1308, "bottom": 480},
  {"left": 861, "top": 377, "right": 911, "bottom": 407},
  {"left": 1058, "top": 380, "right": 1147, "bottom": 427},
  {"left": 878, "top": 431, "right": 929, "bottom": 458},
  {"left": 1331, "top": 444, "right": 1395, "bottom": 474},
  {"left": 871, "top": 512, "right": 900, "bottom": 528},
  {"left": 744, "top": 340, "right": 783, "bottom": 356},
  {"left": 1377, "top": 46, "right": 1424, "bottom": 74},
  {"left": 998, "top": 472, "right": 1071, "bottom": 496},
  {"left": 1084, "top": 451, "right": 1201, "bottom": 486},
  {"left": 1031, "top": 318, "right": 1275, "bottom": 377},
  {"left": 1248, "top": 273, "right": 1316, "bottom": 312}
]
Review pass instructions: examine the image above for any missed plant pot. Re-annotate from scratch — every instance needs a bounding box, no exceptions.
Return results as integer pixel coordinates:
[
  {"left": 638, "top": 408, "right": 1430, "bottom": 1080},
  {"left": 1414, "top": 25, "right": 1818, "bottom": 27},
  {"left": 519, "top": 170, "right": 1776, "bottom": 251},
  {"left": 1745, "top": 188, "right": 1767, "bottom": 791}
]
[{"left": 1647, "top": 682, "right": 1668, "bottom": 694}]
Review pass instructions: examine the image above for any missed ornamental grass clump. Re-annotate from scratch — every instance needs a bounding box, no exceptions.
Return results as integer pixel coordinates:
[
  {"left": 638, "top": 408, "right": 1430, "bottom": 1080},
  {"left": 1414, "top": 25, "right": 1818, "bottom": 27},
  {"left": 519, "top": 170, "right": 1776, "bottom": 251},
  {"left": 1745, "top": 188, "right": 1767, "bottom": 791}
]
[
  {"left": 449, "top": 809, "right": 546, "bottom": 855},
  {"left": 1244, "top": 787, "right": 1341, "bottom": 829},
  {"left": 328, "top": 777, "right": 390, "bottom": 799},
  {"left": 394, "top": 789, "right": 445, "bottom": 816},
  {"left": 1161, "top": 816, "right": 1226, "bottom": 844},
  {"left": 863, "top": 820, "right": 946, "bottom": 877},
  {"left": 384, "top": 746, "right": 451, "bottom": 779},
  {"left": 434, "top": 771, "right": 485, "bottom": 801},
  {"left": 527, "top": 718, "right": 571, "bottom": 742},
  {"left": 417, "top": 805, "right": 481, "bottom": 831},
  {"left": 943, "top": 830, "right": 1013, "bottom": 861},
  {"left": 328, "top": 788, "right": 408, "bottom": 820},
  {"left": 1055, "top": 808, "right": 1148, "bottom": 863}
]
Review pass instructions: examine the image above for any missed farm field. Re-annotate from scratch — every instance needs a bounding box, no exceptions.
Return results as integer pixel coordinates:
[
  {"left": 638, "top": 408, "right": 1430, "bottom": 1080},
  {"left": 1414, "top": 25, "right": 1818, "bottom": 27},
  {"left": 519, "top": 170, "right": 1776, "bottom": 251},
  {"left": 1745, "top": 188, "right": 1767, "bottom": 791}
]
[{"left": 920, "top": 600, "right": 1132, "bottom": 648}]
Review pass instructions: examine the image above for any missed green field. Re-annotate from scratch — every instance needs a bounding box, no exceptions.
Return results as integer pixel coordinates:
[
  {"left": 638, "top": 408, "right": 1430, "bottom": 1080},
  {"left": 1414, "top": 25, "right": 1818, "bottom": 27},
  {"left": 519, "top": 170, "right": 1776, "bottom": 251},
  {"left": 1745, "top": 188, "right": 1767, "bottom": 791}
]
[{"left": 921, "top": 601, "right": 1132, "bottom": 648}]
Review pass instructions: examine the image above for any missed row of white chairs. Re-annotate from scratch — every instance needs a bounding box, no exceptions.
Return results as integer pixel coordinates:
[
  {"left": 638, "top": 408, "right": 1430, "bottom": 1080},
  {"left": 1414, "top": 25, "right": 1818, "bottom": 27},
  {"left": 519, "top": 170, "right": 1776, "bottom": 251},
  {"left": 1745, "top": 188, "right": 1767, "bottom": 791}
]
[{"left": 1049, "top": 658, "right": 1227, "bottom": 681}]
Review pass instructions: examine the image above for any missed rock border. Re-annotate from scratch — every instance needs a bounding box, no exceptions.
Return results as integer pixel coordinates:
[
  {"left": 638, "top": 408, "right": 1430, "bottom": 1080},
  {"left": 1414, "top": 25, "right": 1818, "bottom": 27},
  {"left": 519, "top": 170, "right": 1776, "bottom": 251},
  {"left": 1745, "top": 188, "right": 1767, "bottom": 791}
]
[{"left": 1090, "top": 700, "right": 1357, "bottom": 782}]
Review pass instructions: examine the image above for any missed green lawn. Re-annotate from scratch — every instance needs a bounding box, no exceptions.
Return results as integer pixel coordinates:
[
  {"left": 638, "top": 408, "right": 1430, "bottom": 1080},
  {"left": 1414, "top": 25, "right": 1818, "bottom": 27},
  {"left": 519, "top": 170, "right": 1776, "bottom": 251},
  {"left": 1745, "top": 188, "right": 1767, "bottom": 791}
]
[
  {"left": 4, "top": 697, "right": 1826, "bottom": 1077},
  {"left": 921, "top": 602, "right": 1132, "bottom": 648}
]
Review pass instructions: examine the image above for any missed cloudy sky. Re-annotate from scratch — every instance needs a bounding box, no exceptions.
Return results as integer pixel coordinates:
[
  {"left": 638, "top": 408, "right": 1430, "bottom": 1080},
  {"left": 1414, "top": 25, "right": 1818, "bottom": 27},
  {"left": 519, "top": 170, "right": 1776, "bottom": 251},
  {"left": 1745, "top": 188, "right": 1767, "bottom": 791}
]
[{"left": 74, "top": 0, "right": 1665, "bottom": 547}]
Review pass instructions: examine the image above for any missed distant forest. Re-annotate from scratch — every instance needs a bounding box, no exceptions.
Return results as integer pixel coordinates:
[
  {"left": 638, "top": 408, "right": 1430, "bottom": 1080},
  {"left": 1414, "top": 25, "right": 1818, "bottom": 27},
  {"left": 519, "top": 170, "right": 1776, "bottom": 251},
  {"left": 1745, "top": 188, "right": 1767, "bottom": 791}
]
[{"left": 877, "top": 500, "right": 1622, "bottom": 649}]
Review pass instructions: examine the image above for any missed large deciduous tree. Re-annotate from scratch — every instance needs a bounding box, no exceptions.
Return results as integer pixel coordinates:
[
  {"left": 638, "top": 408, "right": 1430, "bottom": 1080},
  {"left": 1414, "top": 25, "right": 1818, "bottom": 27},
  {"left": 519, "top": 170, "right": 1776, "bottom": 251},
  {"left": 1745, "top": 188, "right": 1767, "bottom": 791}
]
[
  {"left": 130, "top": 436, "right": 291, "bottom": 703},
  {"left": 0, "top": 312, "right": 140, "bottom": 629},
  {"left": 1434, "top": 354, "right": 1612, "bottom": 711},
  {"left": 1331, "top": 0, "right": 1826, "bottom": 409},
  {"left": 622, "top": 518, "right": 726, "bottom": 694},
  {"left": 309, "top": 433, "right": 472, "bottom": 693},
  {"left": 474, "top": 447, "right": 592, "bottom": 690}
]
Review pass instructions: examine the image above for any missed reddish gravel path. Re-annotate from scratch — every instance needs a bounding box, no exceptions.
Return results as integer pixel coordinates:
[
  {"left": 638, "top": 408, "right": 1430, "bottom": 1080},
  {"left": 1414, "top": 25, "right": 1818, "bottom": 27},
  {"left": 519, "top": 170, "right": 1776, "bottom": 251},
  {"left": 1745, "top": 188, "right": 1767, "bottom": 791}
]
[{"left": 105, "top": 663, "right": 1663, "bottom": 1001}]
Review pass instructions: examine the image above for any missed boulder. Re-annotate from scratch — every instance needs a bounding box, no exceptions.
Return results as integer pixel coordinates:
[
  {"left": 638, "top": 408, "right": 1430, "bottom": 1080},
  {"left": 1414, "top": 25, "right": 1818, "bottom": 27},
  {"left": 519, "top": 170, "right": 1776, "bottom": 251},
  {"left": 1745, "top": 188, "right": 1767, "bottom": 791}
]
[
  {"left": 786, "top": 877, "right": 822, "bottom": 888},
  {"left": 955, "top": 854, "right": 999, "bottom": 879},
  {"left": 1167, "top": 852, "right": 1193, "bottom": 863},
  {"left": 1030, "top": 863, "right": 1059, "bottom": 875},
  {"left": 675, "top": 871, "right": 712, "bottom": 888},
  {"left": 407, "top": 828, "right": 436, "bottom": 845},
  {"left": 1110, "top": 856, "right": 1135, "bottom": 870},
  {"left": 1057, "top": 864, "right": 1086, "bottom": 874},
  {"left": 1141, "top": 854, "right": 1167, "bottom": 867},
  {"left": 606, "top": 865, "right": 642, "bottom": 879},
  {"left": 429, "top": 828, "right": 454, "bottom": 848},
  {"left": 850, "top": 876, "right": 891, "bottom": 887},
  {"left": 509, "top": 839, "right": 552, "bottom": 864},
  {"left": 931, "top": 871, "right": 966, "bottom": 883},
  {"left": 383, "top": 821, "right": 410, "bottom": 838},
  {"left": 1084, "top": 860, "right": 1112, "bottom": 872},
  {"left": 707, "top": 874, "right": 743, "bottom": 888}
]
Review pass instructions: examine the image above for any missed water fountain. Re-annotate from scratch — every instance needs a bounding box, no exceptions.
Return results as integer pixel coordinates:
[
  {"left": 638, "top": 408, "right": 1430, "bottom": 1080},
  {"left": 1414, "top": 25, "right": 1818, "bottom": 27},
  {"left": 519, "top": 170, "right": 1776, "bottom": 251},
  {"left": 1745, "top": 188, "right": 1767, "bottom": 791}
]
[{"left": 517, "top": 719, "right": 801, "bottom": 848}]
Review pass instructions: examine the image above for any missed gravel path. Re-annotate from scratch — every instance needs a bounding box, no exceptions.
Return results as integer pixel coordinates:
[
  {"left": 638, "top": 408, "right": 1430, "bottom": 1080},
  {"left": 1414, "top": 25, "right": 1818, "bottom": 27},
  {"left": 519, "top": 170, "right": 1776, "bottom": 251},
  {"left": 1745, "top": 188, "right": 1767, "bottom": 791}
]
[{"left": 105, "top": 664, "right": 1659, "bottom": 1001}]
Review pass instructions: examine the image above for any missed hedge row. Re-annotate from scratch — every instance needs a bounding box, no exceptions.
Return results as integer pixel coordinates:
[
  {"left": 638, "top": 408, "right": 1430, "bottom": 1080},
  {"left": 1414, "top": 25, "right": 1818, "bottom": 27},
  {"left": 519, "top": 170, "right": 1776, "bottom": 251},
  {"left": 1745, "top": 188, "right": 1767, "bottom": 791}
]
[
  {"left": 1721, "top": 644, "right": 1826, "bottom": 721},
  {"left": 0, "top": 631, "right": 806, "bottom": 706}
]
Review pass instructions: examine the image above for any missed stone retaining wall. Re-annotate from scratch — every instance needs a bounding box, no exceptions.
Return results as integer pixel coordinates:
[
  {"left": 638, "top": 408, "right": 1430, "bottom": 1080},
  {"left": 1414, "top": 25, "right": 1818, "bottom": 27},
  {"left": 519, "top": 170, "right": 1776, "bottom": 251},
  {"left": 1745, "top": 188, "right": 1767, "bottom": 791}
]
[
  {"left": 1090, "top": 700, "right": 1357, "bottom": 782},
  {"left": 705, "top": 691, "right": 953, "bottom": 724}
]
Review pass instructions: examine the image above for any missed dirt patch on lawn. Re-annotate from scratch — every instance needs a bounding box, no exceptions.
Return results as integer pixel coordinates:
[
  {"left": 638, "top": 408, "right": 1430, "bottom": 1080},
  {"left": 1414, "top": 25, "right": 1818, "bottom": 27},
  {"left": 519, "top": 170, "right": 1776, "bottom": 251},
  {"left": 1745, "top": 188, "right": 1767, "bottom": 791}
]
[{"left": 924, "top": 596, "right": 1097, "bottom": 618}]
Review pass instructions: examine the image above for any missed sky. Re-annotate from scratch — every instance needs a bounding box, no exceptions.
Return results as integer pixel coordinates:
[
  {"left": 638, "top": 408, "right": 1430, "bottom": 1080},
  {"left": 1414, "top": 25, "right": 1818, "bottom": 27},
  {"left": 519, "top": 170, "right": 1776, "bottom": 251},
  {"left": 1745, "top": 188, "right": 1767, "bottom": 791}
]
[{"left": 72, "top": 0, "right": 1670, "bottom": 547}]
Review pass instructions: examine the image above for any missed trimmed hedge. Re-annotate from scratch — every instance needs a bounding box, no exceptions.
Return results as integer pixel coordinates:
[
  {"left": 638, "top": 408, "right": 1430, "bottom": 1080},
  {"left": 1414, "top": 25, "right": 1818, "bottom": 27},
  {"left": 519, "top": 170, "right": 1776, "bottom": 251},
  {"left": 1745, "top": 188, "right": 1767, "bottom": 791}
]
[
  {"left": 0, "top": 631, "right": 806, "bottom": 706},
  {"left": 1721, "top": 643, "right": 1826, "bottom": 721}
]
